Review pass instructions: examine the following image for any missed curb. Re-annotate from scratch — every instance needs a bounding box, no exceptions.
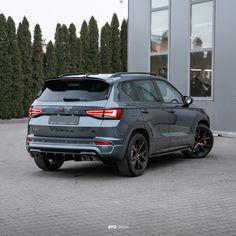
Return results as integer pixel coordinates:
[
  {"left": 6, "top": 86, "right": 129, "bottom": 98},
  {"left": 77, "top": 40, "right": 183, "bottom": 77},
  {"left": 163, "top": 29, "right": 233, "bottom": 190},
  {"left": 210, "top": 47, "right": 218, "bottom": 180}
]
[{"left": 213, "top": 131, "right": 236, "bottom": 139}]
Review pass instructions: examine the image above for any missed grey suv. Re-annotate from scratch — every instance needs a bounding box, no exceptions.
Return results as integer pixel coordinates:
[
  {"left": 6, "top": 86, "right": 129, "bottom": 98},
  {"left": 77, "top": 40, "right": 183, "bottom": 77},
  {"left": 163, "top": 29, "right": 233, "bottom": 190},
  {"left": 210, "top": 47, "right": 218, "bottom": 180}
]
[{"left": 26, "top": 72, "right": 214, "bottom": 176}]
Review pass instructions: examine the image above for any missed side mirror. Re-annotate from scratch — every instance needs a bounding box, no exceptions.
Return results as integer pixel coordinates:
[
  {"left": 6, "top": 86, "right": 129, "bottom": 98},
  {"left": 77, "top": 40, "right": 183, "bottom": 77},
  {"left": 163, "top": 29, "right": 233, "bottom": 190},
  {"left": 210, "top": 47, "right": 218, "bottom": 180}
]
[{"left": 183, "top": 96, "right": 193, "bottom": 107}]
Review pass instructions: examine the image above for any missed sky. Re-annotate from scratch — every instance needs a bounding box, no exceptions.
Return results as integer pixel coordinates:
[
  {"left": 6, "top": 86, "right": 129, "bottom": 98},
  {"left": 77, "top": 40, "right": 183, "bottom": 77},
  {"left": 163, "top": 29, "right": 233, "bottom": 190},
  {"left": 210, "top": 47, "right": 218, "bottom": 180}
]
[{"left": 1, "top": 0, "right": 128, "bottom": 42}]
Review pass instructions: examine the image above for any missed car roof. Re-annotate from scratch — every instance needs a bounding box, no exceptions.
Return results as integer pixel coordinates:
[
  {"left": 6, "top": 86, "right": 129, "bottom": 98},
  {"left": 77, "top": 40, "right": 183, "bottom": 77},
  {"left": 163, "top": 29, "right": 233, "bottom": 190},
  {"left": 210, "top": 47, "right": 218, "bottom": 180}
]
[{"left": 46, "top": 72, "right": 166, "bottom": 84}]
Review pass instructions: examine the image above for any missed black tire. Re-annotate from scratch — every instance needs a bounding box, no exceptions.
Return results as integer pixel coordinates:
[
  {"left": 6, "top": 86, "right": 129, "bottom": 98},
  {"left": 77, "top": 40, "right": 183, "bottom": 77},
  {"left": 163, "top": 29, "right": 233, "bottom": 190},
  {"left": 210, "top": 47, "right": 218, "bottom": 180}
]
[
  {"left": 34, "top": 153, "right": 64, "bottom": 171},
  {"left": 182, "top": 124, "right": 214, "bottom": 158},
  {"left": 118, "top": 133, "right": 149, "bottom": 177}
]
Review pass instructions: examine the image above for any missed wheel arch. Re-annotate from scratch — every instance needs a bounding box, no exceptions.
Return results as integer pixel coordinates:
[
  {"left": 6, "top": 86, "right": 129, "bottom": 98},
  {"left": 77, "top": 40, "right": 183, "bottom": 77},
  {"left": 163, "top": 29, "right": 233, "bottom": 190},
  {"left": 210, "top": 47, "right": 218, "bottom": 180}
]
[
  {"left": 198, "top": 119, "right": 210, "bottom": 128},
  {"left": 128, "top": 128, "right": 150, "bottom": 148}
]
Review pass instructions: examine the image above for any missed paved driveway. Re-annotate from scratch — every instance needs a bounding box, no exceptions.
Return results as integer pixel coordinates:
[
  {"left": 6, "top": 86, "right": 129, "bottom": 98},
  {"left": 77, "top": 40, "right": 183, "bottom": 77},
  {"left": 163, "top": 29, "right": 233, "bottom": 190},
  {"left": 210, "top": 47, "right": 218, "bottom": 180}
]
[{"left": 0, "top": 123, "right": 236, "bottom": 236}]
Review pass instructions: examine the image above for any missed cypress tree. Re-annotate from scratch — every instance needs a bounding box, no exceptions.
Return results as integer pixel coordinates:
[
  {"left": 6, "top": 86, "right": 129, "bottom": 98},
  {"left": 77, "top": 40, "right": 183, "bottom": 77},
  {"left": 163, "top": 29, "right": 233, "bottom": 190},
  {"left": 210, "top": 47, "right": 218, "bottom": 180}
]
[
  {"left": 88, "top": 16, "right": 99, "bottom": 73},
  {"left": 7, "top": 16, "right": 24, "bottom": 118},
  {"left": 54, "top": 24, "right": 70, "bottom": 75},
  {"left": 79, "top": 21, "right": 89, "bottom": 72},
  {"left": 17, "top": 16, "right": 32, "bottom": 113},
  {"left": 100, "top": 23, "right": 112, "bottom": 73},
  {"left": 54, "top": 23, "right": 61, "bottom": 75},
  {"left": 68, "top": 23, "right": 79, "bottom": 72},
  {"left": 0, "top": 14, "right": 12, "bottom": 118},
  {"left": 120, "top": 19, "right": 128, "bottom": 72},
  {"left": 111, "top": 14, "right": 121, "bottom": 72},
  {"left": 32, "top": 24, "right": 44, "bottom": 98},
  {"left": 44, "top": 41, "right": 56, "bottom": 78},
  {"left": 77, "top": 37, "right": 81, "bottom": 71}
]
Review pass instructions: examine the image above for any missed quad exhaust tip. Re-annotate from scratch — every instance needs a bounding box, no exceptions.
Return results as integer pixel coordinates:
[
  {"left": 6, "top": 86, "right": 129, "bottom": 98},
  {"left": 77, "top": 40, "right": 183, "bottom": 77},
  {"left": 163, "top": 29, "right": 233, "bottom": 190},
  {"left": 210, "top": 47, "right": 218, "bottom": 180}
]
[
  {"left": 81, "top": 155, "right": 97, "bottom": 161},
  {"left": 30, "top": 151, "right": 97, "bottom": 162}
]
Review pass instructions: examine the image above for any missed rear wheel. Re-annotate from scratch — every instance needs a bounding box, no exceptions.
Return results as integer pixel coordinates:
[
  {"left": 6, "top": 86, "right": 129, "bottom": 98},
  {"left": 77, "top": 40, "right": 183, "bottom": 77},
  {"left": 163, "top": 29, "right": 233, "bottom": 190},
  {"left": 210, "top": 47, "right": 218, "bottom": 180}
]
[
  {"left": 34, "top": 153, "right": 64, "bottom": 170},
  {"left": 118, "top": 133, "right": 149, "bottom": 177},
  {"left": 182, "top": 124, "right": 214, "bottom": 158}
]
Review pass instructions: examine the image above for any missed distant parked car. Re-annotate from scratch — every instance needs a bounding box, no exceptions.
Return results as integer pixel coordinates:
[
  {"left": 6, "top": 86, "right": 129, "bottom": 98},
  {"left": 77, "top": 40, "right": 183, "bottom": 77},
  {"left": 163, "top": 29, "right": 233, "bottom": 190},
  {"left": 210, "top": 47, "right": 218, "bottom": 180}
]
[{"left": 26, "top": 72, "right": 214, "bottom": 176}]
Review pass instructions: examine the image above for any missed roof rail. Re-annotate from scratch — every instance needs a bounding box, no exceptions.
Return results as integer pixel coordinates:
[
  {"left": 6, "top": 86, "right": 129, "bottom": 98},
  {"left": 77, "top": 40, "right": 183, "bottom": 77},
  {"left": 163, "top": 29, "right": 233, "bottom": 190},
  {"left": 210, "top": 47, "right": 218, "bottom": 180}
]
[{"left": 111, "top": 72, "right": 157, "bottom": 78}]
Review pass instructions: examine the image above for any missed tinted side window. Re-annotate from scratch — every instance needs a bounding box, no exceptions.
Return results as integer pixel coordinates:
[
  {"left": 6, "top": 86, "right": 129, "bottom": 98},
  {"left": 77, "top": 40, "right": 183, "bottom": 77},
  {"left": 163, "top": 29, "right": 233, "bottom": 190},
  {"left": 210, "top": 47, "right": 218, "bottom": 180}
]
[
  {"left": 134, "top": 80, "right": 160, "bottom": 102},
  {"left": 155, "top": 80, "right": 183, "bottom": 103},
  {"left": 119, "top": 81, "right": 137, "bottom": 101},
  {"left": 118, "top": 80, "right": 160, "bottom": 102}
]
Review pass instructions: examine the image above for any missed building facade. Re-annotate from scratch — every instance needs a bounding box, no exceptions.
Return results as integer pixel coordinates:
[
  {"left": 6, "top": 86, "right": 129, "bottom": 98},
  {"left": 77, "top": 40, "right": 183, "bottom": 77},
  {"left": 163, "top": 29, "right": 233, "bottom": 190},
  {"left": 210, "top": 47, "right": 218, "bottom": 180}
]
[{"left": 128, "top": 0, "right": 236, "bottom": 134}]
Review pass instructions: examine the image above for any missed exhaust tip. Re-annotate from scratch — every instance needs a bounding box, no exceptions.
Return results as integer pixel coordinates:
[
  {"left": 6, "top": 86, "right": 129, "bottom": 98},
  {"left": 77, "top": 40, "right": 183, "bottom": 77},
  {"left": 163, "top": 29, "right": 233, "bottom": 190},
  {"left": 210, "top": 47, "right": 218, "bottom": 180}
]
[
  {"left": 31, "top": 152, "right": 41, "bottom": 158},
  {"left": 81, "top": 155, "right": 88, "bottom": 161}
]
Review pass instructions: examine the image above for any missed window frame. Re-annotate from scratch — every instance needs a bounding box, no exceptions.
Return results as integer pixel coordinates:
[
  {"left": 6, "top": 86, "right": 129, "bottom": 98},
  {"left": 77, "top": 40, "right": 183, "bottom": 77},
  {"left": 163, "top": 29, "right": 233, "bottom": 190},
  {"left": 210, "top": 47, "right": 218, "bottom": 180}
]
[
  {"left": 188, "top": 0, "right": 215, "bottom": 101},
  {"left": 150, "top": 0, "right": 171, "bottom": 80}
]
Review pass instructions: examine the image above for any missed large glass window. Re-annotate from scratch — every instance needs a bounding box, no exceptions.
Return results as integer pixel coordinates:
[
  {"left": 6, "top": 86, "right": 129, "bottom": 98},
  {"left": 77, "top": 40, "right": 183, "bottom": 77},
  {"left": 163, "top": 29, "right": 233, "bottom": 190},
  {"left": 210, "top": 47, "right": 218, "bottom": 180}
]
[
  {"left": 151, "top": 0, "right": 169, "bottom": 79},
  {"left": 190, "top": 51, "right": 212, "bottom": 97},
  {"left": 150, "top": 55, "right": 168, "bottom": 79},
  {"left": 190, "top": 1, "right": 213, "bottom": 98},
  {"left": 191, "top": 1, "right": 213, "bottom": 49},
  {"left": 151, "top": 10, "right": 169, "bottom": 53}
]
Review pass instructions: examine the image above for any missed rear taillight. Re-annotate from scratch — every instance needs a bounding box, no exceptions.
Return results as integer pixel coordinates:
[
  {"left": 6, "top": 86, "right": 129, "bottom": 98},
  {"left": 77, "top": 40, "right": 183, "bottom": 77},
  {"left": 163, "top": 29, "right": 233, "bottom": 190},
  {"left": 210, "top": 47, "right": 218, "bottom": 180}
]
[
  {"left": 85, "top": 110, "right": 104, "bottom": 119},
  {"left": 26, "top": 137, "right": 32, "bottom": 142},
  {"left": 94, "top": 141, "right": 113, "bottom": 146},
  {"left": 86, "top": 108, "right": 123, "bottom": 120},
  {"left": 28, "top": 107, "right": 43, "bottom": 118}
]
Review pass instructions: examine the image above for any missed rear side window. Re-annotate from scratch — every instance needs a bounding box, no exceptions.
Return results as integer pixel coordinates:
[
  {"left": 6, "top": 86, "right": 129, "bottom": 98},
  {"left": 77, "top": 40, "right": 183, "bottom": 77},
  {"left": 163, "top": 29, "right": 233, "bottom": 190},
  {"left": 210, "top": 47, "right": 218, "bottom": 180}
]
[
  {"left": 118, "top": 80, "right": 160, "bottom": 102},
  {"left": 38, "top": 79, "right": 110, "bottom": 102}
]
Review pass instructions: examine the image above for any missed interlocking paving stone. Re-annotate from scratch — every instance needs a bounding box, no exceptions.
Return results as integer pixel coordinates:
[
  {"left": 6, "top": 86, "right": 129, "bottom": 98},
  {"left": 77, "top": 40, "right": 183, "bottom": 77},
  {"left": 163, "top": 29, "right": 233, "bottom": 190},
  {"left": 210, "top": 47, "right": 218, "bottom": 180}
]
[{"left": 0, "top": 123, "right": 236, "bottom": 236}]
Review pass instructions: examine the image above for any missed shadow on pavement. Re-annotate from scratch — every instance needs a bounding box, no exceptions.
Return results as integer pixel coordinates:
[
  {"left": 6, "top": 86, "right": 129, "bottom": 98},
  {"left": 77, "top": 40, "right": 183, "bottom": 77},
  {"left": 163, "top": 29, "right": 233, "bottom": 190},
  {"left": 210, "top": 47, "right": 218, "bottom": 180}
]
[
  {"left": 30, "top": 153, "right": 189, "bottom": 179},
  {"left": 148, "top": 153, "right": 189, "bottom": 170}
]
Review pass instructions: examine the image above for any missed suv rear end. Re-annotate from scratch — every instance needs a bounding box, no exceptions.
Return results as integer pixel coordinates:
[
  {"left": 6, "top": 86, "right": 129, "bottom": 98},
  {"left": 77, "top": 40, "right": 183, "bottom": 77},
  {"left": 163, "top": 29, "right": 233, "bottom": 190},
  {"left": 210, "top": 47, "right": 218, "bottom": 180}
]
[{"left": 27, "top": 74, "right": 127, "bottom": 169}]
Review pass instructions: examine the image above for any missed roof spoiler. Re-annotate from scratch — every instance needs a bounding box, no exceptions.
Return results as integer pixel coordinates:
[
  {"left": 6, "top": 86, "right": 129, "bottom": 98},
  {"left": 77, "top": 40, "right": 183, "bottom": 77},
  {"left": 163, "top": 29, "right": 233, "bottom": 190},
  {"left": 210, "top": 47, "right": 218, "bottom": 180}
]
[{"left": 46, "top": 72, "right": 100, "bottom": 82}]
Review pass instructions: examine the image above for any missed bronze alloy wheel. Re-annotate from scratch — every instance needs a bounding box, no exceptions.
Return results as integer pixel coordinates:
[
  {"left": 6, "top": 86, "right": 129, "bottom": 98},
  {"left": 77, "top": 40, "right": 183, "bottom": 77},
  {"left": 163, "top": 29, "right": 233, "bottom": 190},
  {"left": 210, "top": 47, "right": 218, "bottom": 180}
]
[
  {"left": 131, "top": 138, "right": 148, "bottom": 171},
  {"left": 182, "top": 124, "right": 214, "bottom": 158},
  {"left": 118, "top": 133, "right": 149, "bottom": 176}
]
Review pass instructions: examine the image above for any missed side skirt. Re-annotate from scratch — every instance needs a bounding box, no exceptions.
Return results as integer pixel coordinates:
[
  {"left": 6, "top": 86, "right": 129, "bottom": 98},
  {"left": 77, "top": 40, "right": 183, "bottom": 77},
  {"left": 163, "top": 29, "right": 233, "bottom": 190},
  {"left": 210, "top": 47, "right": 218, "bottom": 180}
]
[{"left": 149, "top": 145, "right": 190, "bottom": 158}]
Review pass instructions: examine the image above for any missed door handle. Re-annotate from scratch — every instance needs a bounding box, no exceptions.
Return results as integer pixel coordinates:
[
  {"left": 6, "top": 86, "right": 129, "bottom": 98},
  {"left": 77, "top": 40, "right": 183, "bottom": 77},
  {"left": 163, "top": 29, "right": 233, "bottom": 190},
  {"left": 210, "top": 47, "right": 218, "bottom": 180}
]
[{"left": 141, "top": 109, "right": 149, "bottom": 114}]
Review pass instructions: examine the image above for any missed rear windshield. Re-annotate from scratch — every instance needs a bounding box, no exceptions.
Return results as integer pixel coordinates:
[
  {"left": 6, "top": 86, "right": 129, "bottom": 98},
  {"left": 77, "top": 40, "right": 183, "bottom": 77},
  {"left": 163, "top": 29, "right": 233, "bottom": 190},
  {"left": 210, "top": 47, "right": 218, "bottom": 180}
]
[{"left": 38, "top": 79, "right": 110, "bottom": 102}]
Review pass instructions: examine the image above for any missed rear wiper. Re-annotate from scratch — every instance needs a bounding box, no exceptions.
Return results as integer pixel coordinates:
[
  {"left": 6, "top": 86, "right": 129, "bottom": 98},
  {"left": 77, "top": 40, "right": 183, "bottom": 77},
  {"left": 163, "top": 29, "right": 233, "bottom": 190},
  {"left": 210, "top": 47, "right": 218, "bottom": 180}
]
[{"left": 63, "top": 98, "right": 87, "bottom": 102}]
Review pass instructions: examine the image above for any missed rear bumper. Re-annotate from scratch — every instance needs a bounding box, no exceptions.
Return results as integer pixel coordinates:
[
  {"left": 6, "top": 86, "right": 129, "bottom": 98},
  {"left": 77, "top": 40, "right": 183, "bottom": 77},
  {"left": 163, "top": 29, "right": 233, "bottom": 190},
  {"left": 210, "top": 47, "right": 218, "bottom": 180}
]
[{"left": 26, "top": 135, "right": 126, "bottom": 161}]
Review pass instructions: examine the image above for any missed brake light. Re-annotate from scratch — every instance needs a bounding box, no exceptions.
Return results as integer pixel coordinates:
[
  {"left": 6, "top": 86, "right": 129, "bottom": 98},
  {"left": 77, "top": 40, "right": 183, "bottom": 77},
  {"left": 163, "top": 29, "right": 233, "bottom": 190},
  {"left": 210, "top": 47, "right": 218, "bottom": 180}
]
[
  {"left": 86, "top": 109, "right": 123, "bottom": 120},
  {"left": 103, "top": 109, "right": 123, "bottom": 119},
  {"left": 28, "top": 108, "right": 43, "bottom": 118},
  {"left": 94, "top": 141, "right": 112, "bottom": 146},
  {"left": 26, "top": 137, "right": 32, "bottom": 142},
  {"left": 86, "top": 110, "right": 104, "bottom": 119}
]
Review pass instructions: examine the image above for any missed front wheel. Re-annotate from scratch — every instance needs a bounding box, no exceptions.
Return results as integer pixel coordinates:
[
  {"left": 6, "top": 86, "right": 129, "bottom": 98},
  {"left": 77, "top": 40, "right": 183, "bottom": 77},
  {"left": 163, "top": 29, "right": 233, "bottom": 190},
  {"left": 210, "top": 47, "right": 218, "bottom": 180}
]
[
  {"left": 182, "top": 124, "right": 214, "bottom": 158},
  {"left": 34, "top": 153, "right": 64, "bottom": 171},
  {"left": 118, "top": 133, "right": 149, "bottom": 177}
]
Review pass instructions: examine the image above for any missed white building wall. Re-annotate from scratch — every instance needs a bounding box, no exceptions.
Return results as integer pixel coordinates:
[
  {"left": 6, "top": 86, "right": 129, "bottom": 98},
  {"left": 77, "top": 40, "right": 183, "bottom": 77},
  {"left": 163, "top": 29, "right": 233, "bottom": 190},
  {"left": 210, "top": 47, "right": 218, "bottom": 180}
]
[{"left": 128, "top": 0, "right": 236, "bottom": 133}]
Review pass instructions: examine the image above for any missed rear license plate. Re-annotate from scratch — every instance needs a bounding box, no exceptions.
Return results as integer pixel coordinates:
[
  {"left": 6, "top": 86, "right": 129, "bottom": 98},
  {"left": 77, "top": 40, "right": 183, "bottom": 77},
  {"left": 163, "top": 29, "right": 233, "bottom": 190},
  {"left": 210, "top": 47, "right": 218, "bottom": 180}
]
[{"left": 49, "top": 116, "right": 79, "bottom": 125}]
